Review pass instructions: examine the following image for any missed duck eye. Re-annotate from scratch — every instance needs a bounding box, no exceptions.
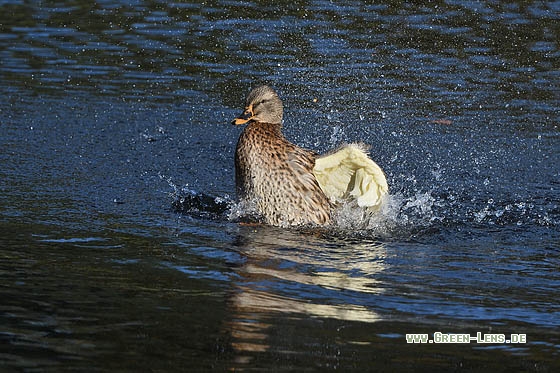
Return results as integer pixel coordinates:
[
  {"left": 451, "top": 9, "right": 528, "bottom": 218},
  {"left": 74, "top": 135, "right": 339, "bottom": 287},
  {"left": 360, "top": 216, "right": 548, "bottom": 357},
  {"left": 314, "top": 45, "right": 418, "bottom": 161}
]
[{"left": 255, "top": 99, "right": 270, "bottom": 107}]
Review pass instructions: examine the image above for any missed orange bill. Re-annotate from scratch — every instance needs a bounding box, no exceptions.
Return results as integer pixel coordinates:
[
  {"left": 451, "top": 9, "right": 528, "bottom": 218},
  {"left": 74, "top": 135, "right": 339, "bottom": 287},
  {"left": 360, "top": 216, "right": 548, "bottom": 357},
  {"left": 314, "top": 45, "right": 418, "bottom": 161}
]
[{"left": 232, "top": 105, "right": 254, "bottom": 125}]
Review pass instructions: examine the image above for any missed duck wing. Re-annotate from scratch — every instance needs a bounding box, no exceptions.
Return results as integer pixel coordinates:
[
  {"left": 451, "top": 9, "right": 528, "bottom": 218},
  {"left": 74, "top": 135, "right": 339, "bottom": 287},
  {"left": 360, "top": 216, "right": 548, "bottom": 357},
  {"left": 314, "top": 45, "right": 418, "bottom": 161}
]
[
  {"left": 313, "top": 143, "right": 388, "bottom": 210},
  {"left": 284, "top": 147, "right": 332, "bottom": 225}
]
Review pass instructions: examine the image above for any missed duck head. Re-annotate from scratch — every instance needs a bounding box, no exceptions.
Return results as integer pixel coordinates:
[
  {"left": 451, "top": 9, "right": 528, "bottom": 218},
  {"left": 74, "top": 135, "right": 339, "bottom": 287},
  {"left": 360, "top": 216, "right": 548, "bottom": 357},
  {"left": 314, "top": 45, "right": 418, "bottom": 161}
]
[{"left": 232, "top": 85, "right": 283, "bottom": 125}]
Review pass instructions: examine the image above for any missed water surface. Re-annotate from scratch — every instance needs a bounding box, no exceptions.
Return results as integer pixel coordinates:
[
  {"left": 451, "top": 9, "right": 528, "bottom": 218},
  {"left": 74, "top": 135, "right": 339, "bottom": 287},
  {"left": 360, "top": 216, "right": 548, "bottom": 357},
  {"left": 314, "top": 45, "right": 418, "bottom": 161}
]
[{"left": 1, "top": 0, "right": 559, "bottom": 371}]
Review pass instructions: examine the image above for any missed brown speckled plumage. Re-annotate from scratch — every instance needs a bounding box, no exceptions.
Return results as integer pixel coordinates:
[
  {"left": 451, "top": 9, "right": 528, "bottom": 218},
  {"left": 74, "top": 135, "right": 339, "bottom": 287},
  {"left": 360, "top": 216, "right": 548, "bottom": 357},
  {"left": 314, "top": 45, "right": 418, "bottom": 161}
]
[
  {"left": 232, "top": 86, "right": 332, "bottom": 227},
  {"left": 235, "top": 120, "right": 332, "bottom": 226}
]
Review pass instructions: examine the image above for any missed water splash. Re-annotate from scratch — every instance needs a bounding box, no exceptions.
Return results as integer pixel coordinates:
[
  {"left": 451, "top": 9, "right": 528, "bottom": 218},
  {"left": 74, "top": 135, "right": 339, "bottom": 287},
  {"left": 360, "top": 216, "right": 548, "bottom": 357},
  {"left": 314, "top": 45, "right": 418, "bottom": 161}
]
[
  {"left": 471, "top": 198, "right": 557, "bottom": 227},
  {"left": 332, "top": 191, "right": 440, "bottom": 237},
  {"left": 163, "top": 160, "right": 444, "bottom": 237},
  {"left": 164, "top": 170, "right": 557, "bottom": 237},
  {"left": 213, "top": 190, "right": 440, "bottom": 238},
  {"left": 226, "top": 198, "right": 262, "bottom": 224},
  {"left": 161, "top": 174, "right": 231, "bottom": 219}
]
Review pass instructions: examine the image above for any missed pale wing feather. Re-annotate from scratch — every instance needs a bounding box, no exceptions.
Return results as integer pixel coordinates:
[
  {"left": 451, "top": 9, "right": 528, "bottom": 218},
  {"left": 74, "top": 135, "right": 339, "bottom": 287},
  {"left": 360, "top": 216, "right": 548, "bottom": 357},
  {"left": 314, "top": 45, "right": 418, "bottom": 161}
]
[{"left": 313, "top": 144, "right": 388, "bottom": 209}]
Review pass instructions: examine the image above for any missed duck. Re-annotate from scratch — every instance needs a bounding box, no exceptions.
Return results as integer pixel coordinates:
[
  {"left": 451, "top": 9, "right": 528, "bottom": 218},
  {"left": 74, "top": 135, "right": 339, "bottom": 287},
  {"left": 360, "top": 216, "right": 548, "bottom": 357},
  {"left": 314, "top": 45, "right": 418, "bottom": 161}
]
[{"left": 232, "top": 85, "right": 388, "bottom": 227}]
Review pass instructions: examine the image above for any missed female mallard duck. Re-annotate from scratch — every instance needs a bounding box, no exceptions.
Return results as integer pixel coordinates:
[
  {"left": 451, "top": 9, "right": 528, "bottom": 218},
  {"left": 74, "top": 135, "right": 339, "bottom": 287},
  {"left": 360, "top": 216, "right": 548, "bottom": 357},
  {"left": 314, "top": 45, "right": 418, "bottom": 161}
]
[{"left": 232, "top": 85, "right": 388, "bottom": 227}]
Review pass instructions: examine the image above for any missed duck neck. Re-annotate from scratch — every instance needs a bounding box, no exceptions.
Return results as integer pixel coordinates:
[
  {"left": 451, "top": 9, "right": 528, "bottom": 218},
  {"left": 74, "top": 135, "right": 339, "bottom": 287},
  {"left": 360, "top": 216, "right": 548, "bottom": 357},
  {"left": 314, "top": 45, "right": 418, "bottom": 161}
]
[{"left": 244, "top": 121, "right": 285, "bottom": 141}]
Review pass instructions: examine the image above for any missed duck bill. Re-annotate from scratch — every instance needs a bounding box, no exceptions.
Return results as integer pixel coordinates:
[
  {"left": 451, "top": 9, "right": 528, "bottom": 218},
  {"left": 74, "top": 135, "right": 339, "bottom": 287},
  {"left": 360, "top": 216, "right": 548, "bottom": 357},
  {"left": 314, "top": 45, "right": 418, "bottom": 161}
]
[
  {"left": 232, "top": 105, "right": 254, "bottom": 125},
  {"left": 232, "top": 115, "right": 252, "bottom": 125}
]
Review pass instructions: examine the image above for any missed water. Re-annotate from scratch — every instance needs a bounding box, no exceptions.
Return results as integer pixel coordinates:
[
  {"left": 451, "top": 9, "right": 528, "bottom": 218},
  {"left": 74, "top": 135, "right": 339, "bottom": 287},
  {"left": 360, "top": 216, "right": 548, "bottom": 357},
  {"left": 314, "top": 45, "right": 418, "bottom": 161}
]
[{"left": 1, "top": 0, "right": 559, "bottom": 371}]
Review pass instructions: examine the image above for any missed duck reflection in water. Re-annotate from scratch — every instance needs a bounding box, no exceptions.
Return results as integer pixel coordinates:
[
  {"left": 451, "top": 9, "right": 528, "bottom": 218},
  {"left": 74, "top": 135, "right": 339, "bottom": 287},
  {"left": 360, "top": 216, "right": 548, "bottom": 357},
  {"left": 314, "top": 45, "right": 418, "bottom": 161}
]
[{"left": 223, "top": 226, "right": 387, "bottom": 367}]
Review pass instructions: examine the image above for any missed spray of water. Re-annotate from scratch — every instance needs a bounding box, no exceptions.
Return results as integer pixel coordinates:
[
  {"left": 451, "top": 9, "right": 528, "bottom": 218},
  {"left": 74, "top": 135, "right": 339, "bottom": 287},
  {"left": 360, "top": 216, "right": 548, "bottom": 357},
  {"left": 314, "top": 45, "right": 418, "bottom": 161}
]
[{"left": 330, "top": 191, "right": 440, "bottom": 237}]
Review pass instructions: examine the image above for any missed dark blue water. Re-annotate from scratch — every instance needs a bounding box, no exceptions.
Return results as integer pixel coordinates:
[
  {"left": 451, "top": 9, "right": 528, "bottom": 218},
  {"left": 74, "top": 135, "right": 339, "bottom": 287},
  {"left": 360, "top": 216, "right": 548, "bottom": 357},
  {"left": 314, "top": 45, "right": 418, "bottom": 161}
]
[{"left": 1, "top": 1, "right": 559, "bottom": 371}]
